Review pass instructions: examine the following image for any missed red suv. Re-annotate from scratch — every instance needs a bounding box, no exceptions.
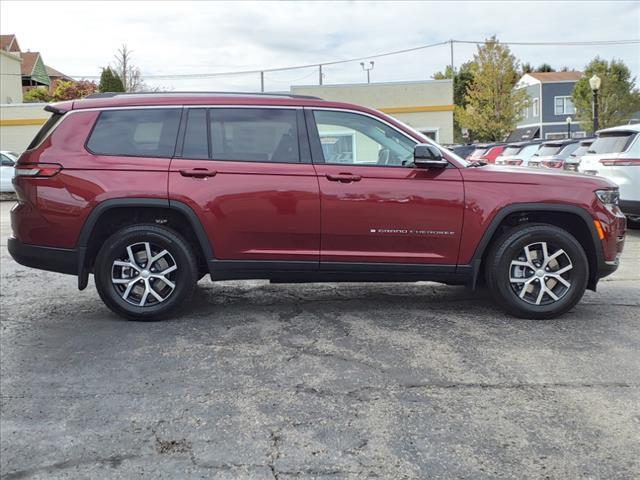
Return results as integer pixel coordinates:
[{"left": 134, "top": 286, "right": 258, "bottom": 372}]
[{"left": 9, "top": 93, "right": 626, "bottom": 320}]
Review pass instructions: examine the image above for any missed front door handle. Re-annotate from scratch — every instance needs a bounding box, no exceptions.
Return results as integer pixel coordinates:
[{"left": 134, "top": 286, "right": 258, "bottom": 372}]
[
  {"left": 325, "top": 173, "right": 362, "bottom": 183},
  {"left": 179, "top": 168, "right": 217, "bottom": 178}
]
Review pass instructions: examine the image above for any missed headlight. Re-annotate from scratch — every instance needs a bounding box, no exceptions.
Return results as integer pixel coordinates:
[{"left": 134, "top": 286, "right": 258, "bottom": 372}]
[{"left": 595, "top": 189, "right": 619, "bottom": 206}]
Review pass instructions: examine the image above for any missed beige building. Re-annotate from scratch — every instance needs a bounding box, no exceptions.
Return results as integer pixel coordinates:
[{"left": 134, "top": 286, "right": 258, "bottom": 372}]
[
  {"left": 1, "top": 49, "right": 23, "bottom": 104},
  {"left": 291, "top": 79, "right": 454, "bottom": 144},
  {"left": 0, "top": 103, "right": 50, "bottom": 153}
]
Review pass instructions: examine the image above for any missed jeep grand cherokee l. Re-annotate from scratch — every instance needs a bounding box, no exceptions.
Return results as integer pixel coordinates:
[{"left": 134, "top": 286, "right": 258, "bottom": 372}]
[{"left": 8, "top": 92, "right": 626, "bottom": 320}]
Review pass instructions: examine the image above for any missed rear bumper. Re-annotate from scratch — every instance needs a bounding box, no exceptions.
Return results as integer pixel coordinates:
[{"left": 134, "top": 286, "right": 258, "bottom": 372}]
[
  {"left": 7, "top": 237, "right": 77, "bottom": 275},
  {"left": 620, "top": 200, "right": 640, "bottom": 216}
]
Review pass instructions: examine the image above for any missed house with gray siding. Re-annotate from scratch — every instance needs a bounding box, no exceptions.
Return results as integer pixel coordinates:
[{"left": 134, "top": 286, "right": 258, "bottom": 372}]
[{"left": 508, "top": 71, "right": 585, "bottom": 142}]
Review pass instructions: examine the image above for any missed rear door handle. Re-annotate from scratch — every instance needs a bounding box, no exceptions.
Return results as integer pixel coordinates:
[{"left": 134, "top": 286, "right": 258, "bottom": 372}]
[
  {"left": 179, "top": 168, "right": 217, "bottom": 178},
  {"left": 325, "top": 173, "right": 362, "bottom": 183}
]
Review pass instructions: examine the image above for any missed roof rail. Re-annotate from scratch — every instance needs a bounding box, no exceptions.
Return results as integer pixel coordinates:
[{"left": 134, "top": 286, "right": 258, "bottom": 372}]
[{"left": 84, "top": 91, "right": 322, "bottom": 100}]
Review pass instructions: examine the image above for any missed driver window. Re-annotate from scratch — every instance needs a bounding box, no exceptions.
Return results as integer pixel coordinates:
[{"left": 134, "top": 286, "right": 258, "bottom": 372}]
[{"left": 313, "top": 110, "right": 415, "bottom": 167}]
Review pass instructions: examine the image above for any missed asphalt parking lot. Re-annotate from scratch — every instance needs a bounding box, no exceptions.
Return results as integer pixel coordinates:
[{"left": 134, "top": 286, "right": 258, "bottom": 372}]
[{"left": 1, "top": 199, "right": 639, "bottom": 479}]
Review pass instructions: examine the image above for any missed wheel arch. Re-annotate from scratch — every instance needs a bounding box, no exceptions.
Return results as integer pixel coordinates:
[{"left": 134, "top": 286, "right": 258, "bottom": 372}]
[
  {"left": 76, "top": 198, "right": 213, "bottom": 290},
  {"left": 470, "top": 203, "right": 604, "bottom": 291}
]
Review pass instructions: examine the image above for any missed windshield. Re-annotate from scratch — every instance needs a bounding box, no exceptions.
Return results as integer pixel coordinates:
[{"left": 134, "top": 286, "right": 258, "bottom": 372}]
[
  {"left": 589, "top": 132, "right": 636, "bottom": 154},
  {"left": 502, "top": 146, "right": 523, "bottom": 156},
  {"left": 469, "top": 148, "right": 488, "bottom": 159},
  {"left": 535, "top": 145, "right": 562, "bottom": 156},
  {"left": 570, "top": 144, "right": 592, "bottom": 158}
]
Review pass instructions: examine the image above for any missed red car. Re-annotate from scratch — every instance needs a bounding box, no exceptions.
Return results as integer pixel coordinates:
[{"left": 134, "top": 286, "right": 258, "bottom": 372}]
[
  {"left": 9, "top": 93, "right": 626, "bottom": 320},
  {"left": 466, "top": 143, "right": 505, "bottom": 164}
]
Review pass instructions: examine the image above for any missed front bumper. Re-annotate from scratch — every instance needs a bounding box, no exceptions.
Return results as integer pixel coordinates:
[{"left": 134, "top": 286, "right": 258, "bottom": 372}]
[{"left": 8, "top": 237, "right": 78, "bottom": 275}]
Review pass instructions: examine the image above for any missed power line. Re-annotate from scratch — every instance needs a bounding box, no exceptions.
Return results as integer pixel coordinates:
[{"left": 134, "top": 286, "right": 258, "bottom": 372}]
[{"left": 71, "top": 38, "right": 640, "bottom": 80}]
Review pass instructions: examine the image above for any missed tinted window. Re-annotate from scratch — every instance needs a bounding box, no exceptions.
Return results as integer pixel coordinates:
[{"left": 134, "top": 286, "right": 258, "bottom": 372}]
[
  {"left": 313, "top": 110, "right": 414, "bottom": 166},
  {"left": 182, "top": 109, "right": 209, "bottom": 159},
  {"left": 502, "top": 146, "right": 523, "bottom": 156},
  {"left": 589, "top": 132, "right": 636, "bottom": 154},
  {"left": 1, "top": 154, "right": 15, "bottom": 167},
  {"left": 209, "top": 108, "right": 299, "bottom": 163},
  {"left": 570, "top": 143, "right": 593, "bottom": 158},
  {"left": 536, "top": 145, "right": 563, "bottom": 156},
  {"left": 87, "top": 109, "right": 181, "bottom": 158}
]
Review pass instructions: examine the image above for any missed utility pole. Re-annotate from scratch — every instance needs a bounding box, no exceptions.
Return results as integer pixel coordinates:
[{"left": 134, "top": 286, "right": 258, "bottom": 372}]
[
  {"left": 260, "top": 71, "right": 265, "bottom": 92},
  {"left": 319, "top": 64, "right": 323, "bottom": 85}
]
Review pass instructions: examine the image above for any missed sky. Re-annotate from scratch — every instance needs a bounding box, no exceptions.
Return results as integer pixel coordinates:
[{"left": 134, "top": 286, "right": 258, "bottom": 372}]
[{"left": 2, "top": 1, "right": 639, "bottom": 92}]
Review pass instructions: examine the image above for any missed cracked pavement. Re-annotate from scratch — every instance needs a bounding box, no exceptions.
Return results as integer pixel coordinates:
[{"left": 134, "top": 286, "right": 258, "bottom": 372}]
[{"left": 1, "top": 201, "right": 639, "bottom": 479}]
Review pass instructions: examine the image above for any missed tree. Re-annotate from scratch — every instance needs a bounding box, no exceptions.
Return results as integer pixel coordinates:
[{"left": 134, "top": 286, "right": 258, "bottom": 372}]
[
  {"left": 456, "top": 37, "right": 530, "bottom": 142},
  {"left": 51, "top": 80, "right": 98, "bottom": 101},
  {"left": 572, "top": 57, "right": 640, "bottom": 131},
  {"left": 433, "top": 62, "right": 474, "bottom": 142},
  {"left": 535, "top": 63, "right": 555, "bottom": 72},
  {"left": 23, "top": 87, "right": 51, "bottom": 103},
  {"left": 98, "top": 67, "right": 125, "bottom": 93},
  {"left": 112, "top": 44, "right": 145, "bottom": 92}
]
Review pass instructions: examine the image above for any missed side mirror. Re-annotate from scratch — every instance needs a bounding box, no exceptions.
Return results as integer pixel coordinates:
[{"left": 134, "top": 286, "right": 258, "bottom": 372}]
[{"left": 414, "top": 144, "right": 448, "bottom": 169}]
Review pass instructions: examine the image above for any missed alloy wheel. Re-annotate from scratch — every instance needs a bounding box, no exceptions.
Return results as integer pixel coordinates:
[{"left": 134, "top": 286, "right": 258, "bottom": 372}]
[
  {"left": 509, "top": 241, "right": 573, "bottom": 306},
  {"left": 111, "top": 242, "right": 178, "bottom": 307}
]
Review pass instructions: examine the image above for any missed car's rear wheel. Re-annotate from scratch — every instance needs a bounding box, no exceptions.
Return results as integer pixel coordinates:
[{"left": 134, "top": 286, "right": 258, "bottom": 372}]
[
  {"left": 485, "top": 223, "right": 588, "bottom": 319},
  {"left": 94, "top": 224, "right": 198, "bottom": 320}
]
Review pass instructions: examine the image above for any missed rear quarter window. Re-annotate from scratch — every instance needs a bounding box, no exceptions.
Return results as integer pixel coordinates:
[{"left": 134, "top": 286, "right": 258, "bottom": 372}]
[{"left": 86, "top": 109, "right": 182, "bottom": 158}]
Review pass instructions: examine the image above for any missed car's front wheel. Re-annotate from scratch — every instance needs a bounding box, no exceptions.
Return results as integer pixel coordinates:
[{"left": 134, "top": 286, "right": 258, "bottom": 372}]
[
  {"left": 94, "top": 224, "right": 198, "bottom": 320},
  {"left": 485, "top": 223, "right": 589, "bottom": 319}
]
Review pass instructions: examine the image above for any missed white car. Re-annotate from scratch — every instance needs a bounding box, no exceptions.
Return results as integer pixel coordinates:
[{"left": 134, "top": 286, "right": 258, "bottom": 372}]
[
  {"left": 494, "top": 141, "right": 542, "bottom": 167},
  {"left": 0, "top": 151, "right": 18, "bottom": 193},
  {"left": 578, "top": 124, "right": 640, "bottom": 223}
]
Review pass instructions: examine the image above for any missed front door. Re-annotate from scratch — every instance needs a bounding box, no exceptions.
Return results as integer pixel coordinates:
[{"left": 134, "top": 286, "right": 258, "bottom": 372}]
[
  {"left": 307, "top": 109, "right": 464, "bottom": 266},
  {"left": 169, "top": 107, "right": 320, "bottom": 264}
]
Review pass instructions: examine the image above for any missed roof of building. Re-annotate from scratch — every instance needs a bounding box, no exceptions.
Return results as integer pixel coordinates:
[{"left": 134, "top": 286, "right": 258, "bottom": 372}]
[
  {"left": 45, "top": 65, "right": 72, "bottom": 80},
  {"left": 526, "top": 71, "right": 582, "bottom": 83},
  {"left": 19, "top": 52, "right": 41, "bottom": 76},
  {"left": 0, "top": 34, "right": 20, "bottom": 53}
]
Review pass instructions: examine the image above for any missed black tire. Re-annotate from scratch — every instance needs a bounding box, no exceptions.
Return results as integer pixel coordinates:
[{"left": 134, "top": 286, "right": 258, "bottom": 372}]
[
  {"left": 485, "top": 223, "right": 588, "bottom": 319},
  {"left": 94, "top": 224, "right": 198, "bottom": 321}
]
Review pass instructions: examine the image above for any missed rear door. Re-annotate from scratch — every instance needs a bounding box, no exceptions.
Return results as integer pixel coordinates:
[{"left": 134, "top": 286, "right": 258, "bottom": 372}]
[
  {"left": 169, "top": 107, "right": 320, "bottom": 264},
  {"left": 306, "top": 108, "right": 464, "bottom": 266}
]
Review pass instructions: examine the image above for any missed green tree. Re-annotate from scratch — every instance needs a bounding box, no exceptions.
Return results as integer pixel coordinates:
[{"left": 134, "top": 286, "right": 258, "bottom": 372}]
[
  {"left": 456, "top": 37, "right": 530, "bottom": 142},
  {"left": 23, "top": 87, "right": 51, "bottom": 103},
  {"left": 535, "top": 63, "right": 555, "bottom": 72},
  {"left": 572, "top": 57, "right": 640, "bottom": 131},
  {"left": 98, "top": 67, "right": 125, "bottom": 92},
  {"left": 433, "top": 61, "right": 474, "bottom": 142}
]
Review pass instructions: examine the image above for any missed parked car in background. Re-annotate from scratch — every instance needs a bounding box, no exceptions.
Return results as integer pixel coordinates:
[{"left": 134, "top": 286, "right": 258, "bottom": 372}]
[
  {"left": 466, "top": 143, "right": 505, "bottom": 164},
  {"left": 449, "top": 144, "right": 476, "bottom": 159},
  {"left": 494, "top": 141, "right": 542, "bottom": 167},
  {"left": 578, "top": 124, "right": 640, "bottom": 223},
  {"left": 528, "top": 138, "right": 580, "bottom": 169},
  {"left": 563, "top": 138, "right": 595, "bottom": 172},
  {"left": 0, "top": 151, "right": 18, "bottom": 193}
]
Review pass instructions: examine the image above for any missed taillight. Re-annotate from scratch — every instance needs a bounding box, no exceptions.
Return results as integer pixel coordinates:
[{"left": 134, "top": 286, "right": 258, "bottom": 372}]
[
  {"left": 505, "top": 159, "right": 523, "bottom": 166},
  {"left": 14, "top": 163, "right": 62, "bottom": 177},
  {"left": 543, "top": 161, "right": 563, "bottom": 169},
  {"left": 600, "top": 159, "right": 640, "bottom": 166}
]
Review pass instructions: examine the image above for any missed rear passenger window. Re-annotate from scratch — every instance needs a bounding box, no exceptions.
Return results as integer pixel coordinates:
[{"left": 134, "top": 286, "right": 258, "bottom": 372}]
[
  {"left": 87, "top": 109, "right": 181, "bottom": 158},
  {"left": 210, "top": 109, "right": 299, "bottom": 163}
]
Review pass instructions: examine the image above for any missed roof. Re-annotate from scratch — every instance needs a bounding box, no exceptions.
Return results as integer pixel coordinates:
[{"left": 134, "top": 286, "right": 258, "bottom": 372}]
[
  {"left": 597, "top": 123, "right": 640, "bottom": 135},
  {"left": 0, "top": 34, "right": 20, "bottom": 52},
  {"left": 19, "top": 52, "right": 41, "bottom": 76},
  {"left": 45, "top": 65, "right": 72, "bottom": 80},
  {"left": 506, "top": 126, "right": 540, "bottom": 142}
]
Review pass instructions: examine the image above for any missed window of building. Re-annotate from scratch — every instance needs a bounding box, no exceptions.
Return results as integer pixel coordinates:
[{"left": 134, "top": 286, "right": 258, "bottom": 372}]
[
  {"left": 209, "top": 108, "right": 299, "bottom": 163},
  {"left": 532, "top": 98, "right": 539, "bottom": 117},
  {"left": 554, "top": 96, "right": 576, "bottom": 115},
  {"left": 418, "top": 128, "right": 439, "bottom": 142},
  {"left": 87, "top": 109, "right": 181, "bottom": 158},
  {"left": 312, "top": 110, "right": 415, "bottom": 167}
]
